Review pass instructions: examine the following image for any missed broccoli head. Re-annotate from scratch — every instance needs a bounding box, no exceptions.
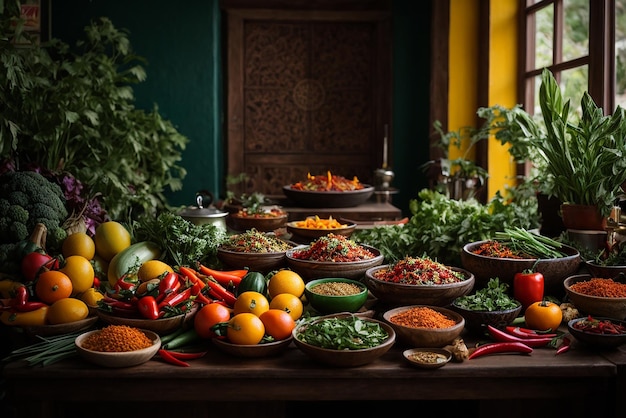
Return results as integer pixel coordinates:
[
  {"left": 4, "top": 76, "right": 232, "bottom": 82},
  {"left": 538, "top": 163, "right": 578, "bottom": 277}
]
[{"left": 0, "top": 171, "right": 69, "bottom": 250}]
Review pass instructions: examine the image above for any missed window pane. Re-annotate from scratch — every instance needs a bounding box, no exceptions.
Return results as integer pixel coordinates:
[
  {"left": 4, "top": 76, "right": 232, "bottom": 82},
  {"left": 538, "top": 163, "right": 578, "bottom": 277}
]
[
  {"left": 562, "top": 0, "right": 589, "bottom": 62},
  {"left": 560, "top": 66, "right": 588, "bottom": 116},
  {"left": 616, "top": 0, "right": 626, "bottom": 110},
  {"left": 534, "top": 5, "right": 553, "bottom": 69}
]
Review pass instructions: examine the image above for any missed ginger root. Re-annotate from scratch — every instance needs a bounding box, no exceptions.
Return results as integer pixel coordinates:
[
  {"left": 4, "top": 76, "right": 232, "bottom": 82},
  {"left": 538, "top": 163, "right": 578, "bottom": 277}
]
[
  {"left": 560, "top": 302, "right": 580, "bottom": 323},
  {"left": 444, "top": 337, "right": 469, "bottom": 362}
]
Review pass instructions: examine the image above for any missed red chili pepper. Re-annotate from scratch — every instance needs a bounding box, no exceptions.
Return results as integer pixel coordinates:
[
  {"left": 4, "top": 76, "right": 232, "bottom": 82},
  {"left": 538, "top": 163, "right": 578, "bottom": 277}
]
[
  {"left": 159, "top": 272, "right": 181, "bottom": 296},
  {"left": 114, "top": 275, "right": 138, "bottom": 291},
  {"left": 513, "top": 269, "right": 544, "bottom": 311},
  {"left": 505, "top": 326, "right": 558, "bottom": 339},
  {"left": 158, "top": 349, "right": 190, "bottom": 367},
  {"left": 193, "top": 290, "right": 213, "bottom": 305},
  {"left": 197, "top": 264, "right": 243, "bottom": 287},
  {"left": 205, "top": 279, "right": 237, "bottom": 307},
  {"left": 137, "top": 295, "right": 160, "bottom": 320},
  {"left": 469, "top": 341, "right": 533, "bottom": 359},
  {"left": 157, "top": 287, "right": 192, "bottom": 310},
  {"left": 93, "top": 277, "right": 101, "bottom": 289},
  {"left": 179, "top": 266, "right": 207, "bottom": 288},
  {"left": 486, "top": 325, "right": 554, "bottom": 347},
  {"left": 13, "top": 301, "right": 48, "bottom": 312},
  {"left": 160, "top": 349, "right": 208, "bottom": 360},
  {"left": 555, "top": 336, "right": 571, "bottom": 355}
]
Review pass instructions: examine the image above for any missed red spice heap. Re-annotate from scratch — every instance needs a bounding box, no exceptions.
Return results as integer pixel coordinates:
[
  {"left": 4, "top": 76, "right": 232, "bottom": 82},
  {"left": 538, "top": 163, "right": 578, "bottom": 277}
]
[
  {"left": 290, "top": 233, "right": 375, "bottom": 262},
  {"left": 389, "top": 306, "right": 457, "bottom": 329},
  {"left": 570, "top": 278, "right": 626, "bottom": 298},
  {"left": 372, "top": 256, "right": 466, "bottom": 285}
]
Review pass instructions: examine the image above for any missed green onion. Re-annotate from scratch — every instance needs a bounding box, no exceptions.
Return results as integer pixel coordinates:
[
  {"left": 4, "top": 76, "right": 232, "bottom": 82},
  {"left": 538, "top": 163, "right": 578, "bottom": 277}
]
[
  {"left": 2, "top": 331, "right": 84, "bottom": 367},
  {"left": 493, "top": 227, "right": 567, "bottom": 259}
]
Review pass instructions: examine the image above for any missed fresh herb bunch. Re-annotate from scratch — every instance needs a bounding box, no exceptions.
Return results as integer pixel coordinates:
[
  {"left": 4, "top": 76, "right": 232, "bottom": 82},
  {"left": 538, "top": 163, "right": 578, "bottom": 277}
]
[
  {"left": 132, "top": 212, "right": 227, "bottom": 267},
  {"left": 296, "top": 316, "right": 389, "bottom": 350},
  {"left": 453, "top": 278, "right": 519, "bottom": 312}
]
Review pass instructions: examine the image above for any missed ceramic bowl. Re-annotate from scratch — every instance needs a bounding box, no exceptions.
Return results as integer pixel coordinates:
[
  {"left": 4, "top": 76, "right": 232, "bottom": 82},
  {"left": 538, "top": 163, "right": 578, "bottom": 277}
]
[
  {"left": 363, "top": 265, "right": 475, "bottom": 307},
  {"left": 584, "top": 261, "right": 626, "bottom": 280},
  {"left": 212, "top": 336, "right": 293, "bottom": 358},
  {"left": 286, "top": 219, "right": 357, "bottom": 243},
  {"left": 563, "top": 274, "right": 626, "bottom": 320},
  {"left": 227, "top": 212, "right": 288, "bottom": 233},
  {"left": 75, "top": 328, "right": 161, "bottom": 368},
  {"left": 382, "top": 305, "right": 465, "bottom": 348},
  {"left": 292, "top": 314, "right": 395, "bottom": 367},
  {"left": 96, "top": 305, "right": 198, "bottom": 336},
  {"left": 304, "top": 278, "right": 369, "bottom": 314},
  {"left": 567, "top": 317, "right": 626, "bottom": 349},
  {"left": 461, "top": 240, "right": 581, "bottom": 296},
  {"left": 283, "top": 185, "right": 375, "bottom": 208},
  {"left": 402, "top": 347, "right": 452, "bottom": 369},
  {"left": 286, "top": 244, "right": 384, "bottom": 281},
  {"left": 449, "top": 300, "right": 523, "bottom": 335}
]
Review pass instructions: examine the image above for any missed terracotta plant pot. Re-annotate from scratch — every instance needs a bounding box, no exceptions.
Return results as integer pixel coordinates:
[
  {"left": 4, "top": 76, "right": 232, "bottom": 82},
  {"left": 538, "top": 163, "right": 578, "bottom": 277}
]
[{"left": 560, "top": 203, "right": 606, "bottom": 231}]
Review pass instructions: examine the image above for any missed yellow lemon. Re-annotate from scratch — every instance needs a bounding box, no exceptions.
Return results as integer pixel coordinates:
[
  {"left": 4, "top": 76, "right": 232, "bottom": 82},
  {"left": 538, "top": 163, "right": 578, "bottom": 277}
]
[{"left": 137, "top": 260, "right": 174, "bottom": 282}]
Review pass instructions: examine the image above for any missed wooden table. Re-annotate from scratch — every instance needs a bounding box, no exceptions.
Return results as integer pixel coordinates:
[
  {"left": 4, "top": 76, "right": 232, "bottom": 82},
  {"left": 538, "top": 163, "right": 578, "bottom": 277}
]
[{"left": 1, "top": 329, "right": 619, "bottom": 418}]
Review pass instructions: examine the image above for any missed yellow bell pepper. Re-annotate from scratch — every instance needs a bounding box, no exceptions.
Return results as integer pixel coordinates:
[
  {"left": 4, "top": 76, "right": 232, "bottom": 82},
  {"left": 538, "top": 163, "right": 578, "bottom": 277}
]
[
  {"left": 0, "top": 305, "right": 49, "bottom": 327},
  {"left": 0, "top": 279, "right": 22, "bottom": 299}
]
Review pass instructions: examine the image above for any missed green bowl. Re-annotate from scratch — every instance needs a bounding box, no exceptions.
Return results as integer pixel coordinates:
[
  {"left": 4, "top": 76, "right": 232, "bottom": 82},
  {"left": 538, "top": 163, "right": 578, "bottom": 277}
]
[{"left": 304, "top": 278, "right": 368, "bottom": 314}]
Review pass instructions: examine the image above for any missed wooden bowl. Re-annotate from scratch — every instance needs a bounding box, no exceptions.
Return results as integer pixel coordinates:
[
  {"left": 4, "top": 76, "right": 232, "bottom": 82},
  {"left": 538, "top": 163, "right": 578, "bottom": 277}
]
[
  {"left": 304, "top": 278, "right": 369, "bottom": 314},
  {"left": 363, "top": 265, "right": 475, "bottom": 307},
  {"left": 75, "top": 328, "right": 161, "bottom": 368},
  {"left": 382, "top": 305, "right": 465, "bottom": 348},
  {"left": 217, "top": 247, "right": 290, "bottom": 273},
  {"left": 282, "top": 185, "right": 375, "bottom": 208},
  {"left": 286, "top": 219, "right": 356, "bottom": 243},
  {"left": 402, "top": 347, "right": 452, "bottom": 369},
  {"left": 18, "top": 315, "right": 98, "bottom": 339},
  {"left": 563, "top": 274, "right": 626, "bottom": 320},
  {"left": 212, "top": 336, "right": 293, "bottom": 358},
  {"left": 567, "top": 317, "right": 626, "bottom": 349},
  {"left": 584, "top": 261, "right": 626, "bottom": 279},
  {"left": 292, "top": 314, "right": 395, "bottom": 367},
  {"left": 96, "top": 305, "right": 198, "bottom": 336},
  {"left": 227, "top": 212, "right": 288, "bottom": 233},
  {"left": 461, "top": 240, "right": 581, "bottom": 296},
  {"left": 286, "top": 244, "right": 384, "bottom": 281},
  {"left": 449, "top": 301, "right": 522, "bottom": 335}
]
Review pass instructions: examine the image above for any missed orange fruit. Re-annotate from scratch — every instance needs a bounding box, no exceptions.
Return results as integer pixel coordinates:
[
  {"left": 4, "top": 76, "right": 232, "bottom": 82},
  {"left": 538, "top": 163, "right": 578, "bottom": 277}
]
[
  {"left": 194, "top": 302, "right": 232, "bottom": 339},
  {"left": 269, "top": 293, "right": 304, "bottom": 321},
  {"left": 61, "top": 232, "right": 96, "bottom": 260},
  {"left": 267, "top": 270, "right": 305, "bottom": 299},
  {"left": 233, "top": 291, "right": 270, "bottom": 317},
  {"left": 137, "top": 260, "right": 174, "bottom": 282},
  {"left": 226, "top": 312, "right": 265, "bottom": 345},
  {"left": 35, "top": 270, "right": 73, "bottom": 304},
  {"left": 61, "top": 255, "right": 95, "bottom": 295},
  {"left": 47, "top": 297, "right": 89, "bottom": 324},
  {"left": 94, "top": 221, "right": 131, "bottom": 262},
  {"left": 78, "top": 287, "right": 104, "bottom": 307},
  {"left": 259, "top": 309, "right": 295, "bottom": 340}
]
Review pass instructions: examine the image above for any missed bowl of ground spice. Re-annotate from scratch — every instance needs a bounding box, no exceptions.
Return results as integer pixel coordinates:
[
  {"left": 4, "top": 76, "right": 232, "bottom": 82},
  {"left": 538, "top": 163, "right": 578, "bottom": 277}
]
[
  {"left": 563, "top": 274, "right": 626, "bottom": 320},
  {"left": 304, "top": 278, "right": 369, "bottom": 314},
  {"left": 382, "top": 305, "right": 465, "bottom": 348},
  {"left": 75, "top": 325, "right": 161, "bottom": 368},
  {"left": 217, "top": 229, "right": 296, "bottom": 273},
  {"left": 285, "top": 233, "right": 384, "bottom": 281}
]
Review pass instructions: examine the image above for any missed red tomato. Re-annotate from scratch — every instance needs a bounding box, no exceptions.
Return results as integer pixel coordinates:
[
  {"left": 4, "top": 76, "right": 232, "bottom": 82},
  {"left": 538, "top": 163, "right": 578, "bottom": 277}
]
[
  {"left": 194, "top": 302, "right": 232, "bottom": 339},
  {"left": 21, "top": 252, "right": 56, "bottom": 282},
  {"left": 513, "top": 270, "right": 544, "bottom": 311}
]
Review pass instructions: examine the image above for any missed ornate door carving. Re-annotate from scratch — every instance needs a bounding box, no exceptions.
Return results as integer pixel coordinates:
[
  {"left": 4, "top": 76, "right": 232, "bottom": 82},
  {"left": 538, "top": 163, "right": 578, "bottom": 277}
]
[{"left": 223, "top": 7, "right": 392, "bottom": 196}]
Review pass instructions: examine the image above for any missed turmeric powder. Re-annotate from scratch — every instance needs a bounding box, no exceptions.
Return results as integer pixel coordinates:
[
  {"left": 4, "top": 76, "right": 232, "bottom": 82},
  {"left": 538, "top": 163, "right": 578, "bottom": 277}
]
[
  {"left": 82, "top": 325, "right": 153, "bottom": 352},
  {"left": 389, "top": 306, "right": 456, "bottom": 329}
]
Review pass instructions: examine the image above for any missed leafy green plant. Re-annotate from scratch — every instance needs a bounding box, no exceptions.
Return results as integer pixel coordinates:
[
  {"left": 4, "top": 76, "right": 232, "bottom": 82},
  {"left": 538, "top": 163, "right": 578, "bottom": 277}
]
[{"left": 0, "top": 8, "right": 188, "bottom": 222}]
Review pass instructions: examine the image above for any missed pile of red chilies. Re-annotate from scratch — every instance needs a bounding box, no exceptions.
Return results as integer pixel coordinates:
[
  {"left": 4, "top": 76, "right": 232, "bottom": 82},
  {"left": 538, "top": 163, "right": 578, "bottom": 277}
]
[{"left": 469, "top": 325, "right": 569, "bottom": 359}]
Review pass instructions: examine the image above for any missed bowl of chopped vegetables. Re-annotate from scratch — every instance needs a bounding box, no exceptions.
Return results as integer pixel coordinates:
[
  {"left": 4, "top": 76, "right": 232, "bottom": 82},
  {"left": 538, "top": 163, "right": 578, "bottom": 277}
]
[
  {"left": 563, "top": 274, "right": 626, "bottom": 320},
  {"left": 285, "top": 234, "right": 384, "bottom": 281},
  {"left": 227, "top": 207, "right": 288, "bottom": 233},
  {"left": 304, "top": 278, "right": 369, "bottom": 314},
  {"left": 292, "top": 313, "right": 396, "bottom": 367},
  {"left": 217, "top": 229, "right": 296, "bottom": 273},
  {"left": 461, "top": 230, "right": 581, "bottom": 297},
  {"left": 567, "top": 316, "right": 626, "bottom": 349},
  {"left": 286, "top": 216, "right": 356, "bottom": 243},
  {"left": 382, "top": 305, "right": 465, "bottom": 348},
  {"left": 363, "top": 256, "right": 475, "bottom": 308},
  {"left": 450, "top": 278, "right": 523, "bottom": 335},
  {"left": 283, "top": 172, "right": 374, "bottom": 208}
]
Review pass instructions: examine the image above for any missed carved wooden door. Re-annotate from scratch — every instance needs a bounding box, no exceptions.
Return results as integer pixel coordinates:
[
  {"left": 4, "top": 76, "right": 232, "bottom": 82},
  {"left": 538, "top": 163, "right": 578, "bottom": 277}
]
[{"left": 223, "top": 8, "right": 392, "bottom": 197}]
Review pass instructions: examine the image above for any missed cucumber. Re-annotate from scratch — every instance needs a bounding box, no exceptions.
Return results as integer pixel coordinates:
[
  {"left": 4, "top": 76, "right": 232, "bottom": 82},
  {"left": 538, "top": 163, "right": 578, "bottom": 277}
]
[
  {"left": 107, "top": 241, "right": 162, "bottom": 286},
  {"left": 236, "top": 271, "right": 268, "bottom": 297}
]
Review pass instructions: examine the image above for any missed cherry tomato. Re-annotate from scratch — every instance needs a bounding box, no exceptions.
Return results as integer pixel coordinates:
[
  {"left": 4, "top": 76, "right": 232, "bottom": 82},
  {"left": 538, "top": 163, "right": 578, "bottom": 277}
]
[
  {"left": 513, "top": 270, "right": 544, "bottom": 311},
  {"left": 524, "top": 300, "right": 562, "bottom": 331}
]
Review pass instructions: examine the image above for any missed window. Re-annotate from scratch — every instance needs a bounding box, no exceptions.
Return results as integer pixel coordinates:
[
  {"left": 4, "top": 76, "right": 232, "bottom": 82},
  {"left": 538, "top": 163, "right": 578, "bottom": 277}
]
[{"left": 519, "top": 0, "right": 621, "bottom": 116}]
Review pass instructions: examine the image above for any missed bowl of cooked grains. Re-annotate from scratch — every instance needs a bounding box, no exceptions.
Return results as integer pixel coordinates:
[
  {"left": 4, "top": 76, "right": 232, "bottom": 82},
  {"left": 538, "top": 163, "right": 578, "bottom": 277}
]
[
  {"left": 382, "top": 305, "right": 465, "bottom": 348},
  {"left": 304, "top": 278, "right": 369, "bottom": 314},
  {"left": 563, "top": 274, "right": 626, "bottom": 320},
  {"left": 75, "top": 325, "right": 161, "bottom": 368}
]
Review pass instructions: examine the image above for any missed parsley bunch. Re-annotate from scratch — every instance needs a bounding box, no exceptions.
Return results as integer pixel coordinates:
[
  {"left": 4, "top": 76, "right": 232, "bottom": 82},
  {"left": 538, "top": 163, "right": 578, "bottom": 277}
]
[{"left": 453, "top": 278, "right": 519, "bottom": 311}]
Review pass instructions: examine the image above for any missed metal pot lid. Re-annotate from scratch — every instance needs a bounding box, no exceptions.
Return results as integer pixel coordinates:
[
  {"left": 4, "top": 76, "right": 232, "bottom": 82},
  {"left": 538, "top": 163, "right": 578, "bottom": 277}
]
[{"left": 178, "top": 194, "right": 228, "bottom": 219}]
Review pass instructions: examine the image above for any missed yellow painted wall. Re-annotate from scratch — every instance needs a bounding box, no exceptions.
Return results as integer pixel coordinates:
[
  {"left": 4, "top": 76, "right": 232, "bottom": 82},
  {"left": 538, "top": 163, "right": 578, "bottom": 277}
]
[{"left": 448, "top": 0, "right": 519, "bottom": 199}]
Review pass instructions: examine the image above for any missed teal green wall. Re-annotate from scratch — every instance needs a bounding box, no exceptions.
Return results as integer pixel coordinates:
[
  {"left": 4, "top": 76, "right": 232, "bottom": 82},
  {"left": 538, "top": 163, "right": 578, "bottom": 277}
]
[{"left": 51, "top": 1, "right": 431, "bottom": 216}]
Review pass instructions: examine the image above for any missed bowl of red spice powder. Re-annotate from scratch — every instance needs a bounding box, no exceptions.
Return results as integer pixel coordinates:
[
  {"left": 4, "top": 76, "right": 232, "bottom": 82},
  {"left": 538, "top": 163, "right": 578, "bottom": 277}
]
[
  {"left": 564, "top": 274, "right": 626, "bottom": 320},
  {"left": 382, "top": 305, "right": 465, "bottom": 348}
]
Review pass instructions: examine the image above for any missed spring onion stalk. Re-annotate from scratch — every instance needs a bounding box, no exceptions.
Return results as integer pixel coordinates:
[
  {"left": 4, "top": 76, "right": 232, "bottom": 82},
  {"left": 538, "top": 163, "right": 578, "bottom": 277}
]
[
  {"left": 2, "top": 331, "right": 83, "bottom": 367},
  {"left": 494, "top": 227, "right": 567, "bottom": 259}
]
